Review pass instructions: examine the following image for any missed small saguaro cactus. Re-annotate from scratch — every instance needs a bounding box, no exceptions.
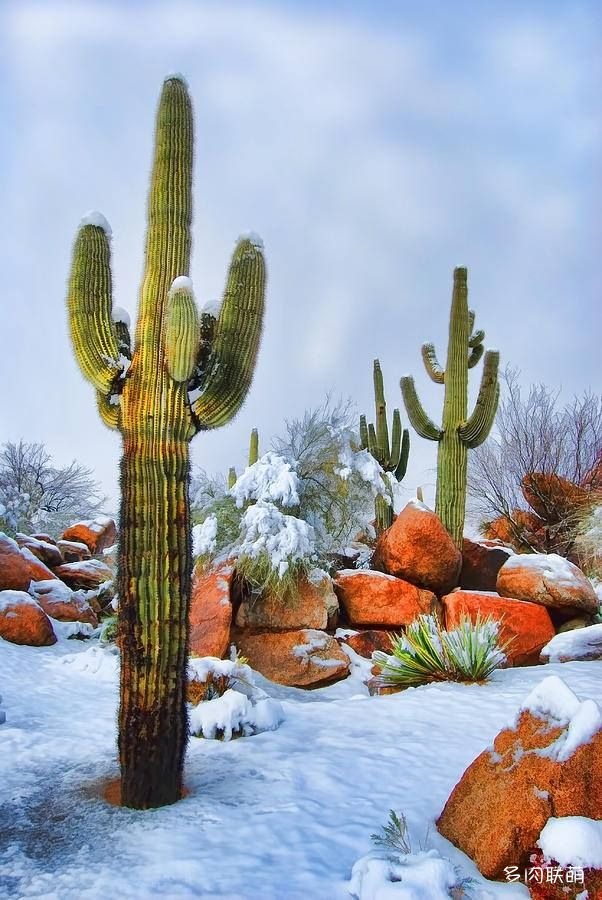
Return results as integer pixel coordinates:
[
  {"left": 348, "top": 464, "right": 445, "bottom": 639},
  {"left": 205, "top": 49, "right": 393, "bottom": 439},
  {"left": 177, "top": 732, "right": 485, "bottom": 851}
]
[
  {"left": 400, "top": 268, "right": 499, "bottom": 548},
  {"left": 66, "top": 76, "right": 266, "bottom": 809},
  {"left": 360, "top": 359, "right": 410, "bottom": 533},
  {"left": 227, "top": 427, "right": 259, "bottom": 487}
]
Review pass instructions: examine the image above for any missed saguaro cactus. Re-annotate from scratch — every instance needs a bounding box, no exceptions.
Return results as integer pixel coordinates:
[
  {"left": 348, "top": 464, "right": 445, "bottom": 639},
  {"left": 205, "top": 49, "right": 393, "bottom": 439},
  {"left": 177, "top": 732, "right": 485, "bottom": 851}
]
[
  {"left": 400, "top": 268, "right": 499, "bottom": 547},
  {"left": 360, "top": 359, "right": 410, "bottom": 533},
  {"left": 67, "top": 76, "right": 266, "bottom": 809},
  {"left": 227, "top": 427, "right": 259, "bottom": 487}
]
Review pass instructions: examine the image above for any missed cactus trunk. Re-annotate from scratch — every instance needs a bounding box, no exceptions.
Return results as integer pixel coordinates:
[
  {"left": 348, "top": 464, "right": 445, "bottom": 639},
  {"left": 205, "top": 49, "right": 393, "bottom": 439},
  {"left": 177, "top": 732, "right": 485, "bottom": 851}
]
[
  {"left": 118, "top": 447, "right": 190, "bottom": 808},
  {"left": 66, "top": 76, "right": 266, "bottom": 809}
]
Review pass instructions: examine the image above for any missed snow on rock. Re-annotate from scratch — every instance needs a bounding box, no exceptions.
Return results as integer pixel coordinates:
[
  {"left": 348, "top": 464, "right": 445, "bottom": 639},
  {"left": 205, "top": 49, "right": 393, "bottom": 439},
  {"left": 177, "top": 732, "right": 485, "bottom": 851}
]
[
  {"left": 537, "top": 816, "right": 602, "bottom": 869},
  {"left": 540, "top": 623, "right": 602, "bottom": 663},
  {"left": 168, "top": 274, "right": 193, "bottom": 294},
  {"left": 497, "top": 552, "right": 598, "bottom": 614},
  {"left": 111, "top": 306, "right": 131, "bottom": 328},
  {"left": 237, "top": 500, "right": 315, "bottom": 578},
  {"left": 192, "top": 514, "right": 218, "bottom": 557},
  {"left": 230, "top": 452, "right": 300, "bottom": 508},
  {"left": 348, "top": 849, "right": 465, "bottom": 899},
  {"left": 79, "top": 210, "right": 112, "bottom": 235},
  {"left": 518, "top": 674, "right": 602, "bottom": 761}
]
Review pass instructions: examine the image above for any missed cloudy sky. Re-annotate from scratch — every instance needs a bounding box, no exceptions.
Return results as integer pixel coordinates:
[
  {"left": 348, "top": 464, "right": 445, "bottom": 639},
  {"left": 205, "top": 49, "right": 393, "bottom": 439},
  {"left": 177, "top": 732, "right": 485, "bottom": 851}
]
[{"left": 1, "top": 0, "right": 599, "bottom": 513}]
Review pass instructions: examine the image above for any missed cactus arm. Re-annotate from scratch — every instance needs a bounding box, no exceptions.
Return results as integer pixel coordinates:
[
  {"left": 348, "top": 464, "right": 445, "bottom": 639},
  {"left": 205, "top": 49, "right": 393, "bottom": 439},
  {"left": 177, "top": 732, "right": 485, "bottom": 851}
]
[
  {"left": 467, "top": 343, "right": 484, "bottom": 369},
  {"left": 191, "top": 236, "right": 266, "bottom": 430},
  {"left": 248, "top": 428, "right": 259, "bottom": 465},
  {"left": 459, "top": 350, "right": 500, "bottom": 448},
  {"left": 390, "top": 408, "right": 402, "bottom": 469},
  {"left": 367, "top": 423, "right": 382, "bottom": 463},
  {"left": 227, "top": 467, "right": 237, "bottom": 489},
  {"left": 97, "top": 390, "right": 121, "bottom": 430},
  {"left": 163, "top": 277, "right": 200, "bottom": 382},
  {"left": 421, "top": 342, "right": 445, "bottom": 384},
  {"left": 400, "top": 376, "right": 442, "bottom": 442},
  {"left": 67, "top": 220, "right": 122, "bottom": 393},
  {"left": 469, "top": 328, "right": 485, "bottom": 348},
  {"left": 373, "top": 360, "right": 391, "bottom": 465},
  {"left": 394, "top": 428, "right": 410, "bottom": 480},
  {"left": 359, "top": 415, "right": 369, "bottom": 450}
]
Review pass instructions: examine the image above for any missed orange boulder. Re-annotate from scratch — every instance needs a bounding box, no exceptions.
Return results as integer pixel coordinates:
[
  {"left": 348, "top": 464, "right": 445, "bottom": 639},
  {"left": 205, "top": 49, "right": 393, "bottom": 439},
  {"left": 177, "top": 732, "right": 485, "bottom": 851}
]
[
  {"left": 0, "top": 590, "right": 57, "bottom": 646},
  {"left": 442, "top": 590, "right": 555, "bottom": 666},
  {"left": 236, "top": 570, "right": 338, "bottom": 631},
  {"left": 437, "top": 676, "right": 602, "bottom": 880},
  {"left": 29, "top": 579, "right": 98, "bottom": 626},
  {"left": 337, "top": 629, "right": 394, "bottom": 659},
  {"left": 460, "top": 538, "right": 514, "bottom": 592},
  {"left": 53, "top": 558, "right": 113, "bottom": 590},
  {"left": 189, "top": 562, "right": 234, "bottom": 659},
  {"left": 61, "top": 516, "right": 117, "bottom": 555},
  {"left": 236, "top": 629, "right": 349, "bottom": 687},
  {"left": 334, "top": 569, "right": 439, "bottom": 627},
  {"left": 15, "top": 533, "right": 63, "bottom": 569},
  {"left": 0, "top": 534, "right": 58, "bottom": 592},
  {"left": 372, "top": 501, "right": 461, "bottom": 595},
  {"left": 497, "top": 553, "right": 598, "bottom": 615}
]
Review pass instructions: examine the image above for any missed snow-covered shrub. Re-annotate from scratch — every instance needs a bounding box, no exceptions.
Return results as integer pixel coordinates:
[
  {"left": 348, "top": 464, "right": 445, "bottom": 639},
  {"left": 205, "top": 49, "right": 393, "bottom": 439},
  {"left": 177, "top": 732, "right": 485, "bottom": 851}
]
[
  {"left": 349, "top": 810, "right": 474, "bottom": 899},
  {"left": 187, "top": 656, "right": 284, "bottom": 741},
  {"left": 373, "top": 614, "right": 508, "bottom": 689},
  {"left": 573, "top": 504, "right": 602, "bottom": 580},
  {"left": 272, "top": 398, "right": 388, "bottom": 553},
  {"left": 99, "top": 615, "right": 118, "bottom": 646}
]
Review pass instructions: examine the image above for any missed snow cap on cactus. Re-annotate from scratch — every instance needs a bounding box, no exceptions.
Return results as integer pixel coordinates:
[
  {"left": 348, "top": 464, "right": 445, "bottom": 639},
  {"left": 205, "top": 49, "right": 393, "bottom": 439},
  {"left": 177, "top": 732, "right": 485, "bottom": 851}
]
[{"left": 79, "top": 210, "right": 112, "bottom": 235}]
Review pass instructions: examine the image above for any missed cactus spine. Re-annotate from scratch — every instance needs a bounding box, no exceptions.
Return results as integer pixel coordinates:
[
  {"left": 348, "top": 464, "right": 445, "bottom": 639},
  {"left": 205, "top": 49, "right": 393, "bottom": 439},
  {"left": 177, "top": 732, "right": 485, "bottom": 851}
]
[
  {"left": 66, "top": 77, "right": 266, "bottom": 809},
  {"left": 360, "top": 359, "right": 410, "bottom": 533},
  {"left": 400, "top": 267, "right": 499, "bottom": 548}
]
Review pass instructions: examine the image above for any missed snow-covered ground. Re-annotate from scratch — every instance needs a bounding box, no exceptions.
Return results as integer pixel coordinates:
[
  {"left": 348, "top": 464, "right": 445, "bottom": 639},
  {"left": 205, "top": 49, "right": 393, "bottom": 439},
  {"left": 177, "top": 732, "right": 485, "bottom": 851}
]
[{"left": 1, "top": 633, "right": 600, "bottom": 900}]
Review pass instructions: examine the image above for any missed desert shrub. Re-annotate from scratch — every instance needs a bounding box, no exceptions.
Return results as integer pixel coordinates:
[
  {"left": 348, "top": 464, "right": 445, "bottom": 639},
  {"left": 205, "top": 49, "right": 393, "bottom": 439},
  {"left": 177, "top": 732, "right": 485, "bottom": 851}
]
[
  {"left": 373, "top": 614, "right": 508, "bottom": 689},
  {"left": 0, "top": 440, "right": 106, "bottom": 537},
  {"left": 98, "top": 615, "right": 118, "bottom": 646},
  {"left": 469, "top": 368, "right": 602, "bottom": 561}
]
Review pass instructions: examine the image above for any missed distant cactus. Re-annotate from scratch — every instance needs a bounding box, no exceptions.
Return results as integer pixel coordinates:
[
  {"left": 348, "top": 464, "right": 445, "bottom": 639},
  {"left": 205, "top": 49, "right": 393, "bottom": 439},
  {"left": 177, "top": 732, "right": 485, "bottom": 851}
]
[
  {"left": 66, "top": 76, "right": 266, "bottom": 808},
  {"left": 360, "top": 359, "right": 410, "bottom": 533},
  {"left": 228, "top": 428, "right": 259, "bottom": 487},
  {"left": 400, "top": 268, "right": 499, "bottom": 547}
]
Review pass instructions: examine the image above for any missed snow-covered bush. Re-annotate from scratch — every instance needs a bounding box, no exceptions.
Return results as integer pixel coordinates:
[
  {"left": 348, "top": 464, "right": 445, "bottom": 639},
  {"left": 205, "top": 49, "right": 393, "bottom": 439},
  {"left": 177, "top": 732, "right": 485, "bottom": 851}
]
[
  {"left": 0, "top": 440, "right": 106, "bottom": 537},
  {"left": 273, "top": 399, "right": 388, "bottom": 553},
  {"left": 373, "top": 614, "right": 508, "bottom": 689},
  {"left": 190, "top": 400, "right": 387, "bottom": 598},
  {"left": 187, "top": 656, "right": 284, "bottom": 741},
  {"left": 574, "top": 504, "right": 602, "bottom": 580},
  {"left": 349, "top": 810, "right": 474, "bottom": 899}
]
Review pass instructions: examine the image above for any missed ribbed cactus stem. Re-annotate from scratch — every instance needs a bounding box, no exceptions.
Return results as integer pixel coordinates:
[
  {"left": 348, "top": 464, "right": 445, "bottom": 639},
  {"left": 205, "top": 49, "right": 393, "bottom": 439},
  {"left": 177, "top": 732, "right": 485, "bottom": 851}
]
[
  {"left": 362, "top": 358, "right": 410, "bottom": 533},
  {"left": 249, "top": 428, "right": 259, "bottom": 466},
  {"left": 66, "top": 75, "right": 266, "bottom": 809},
  {"left": 227, "top": 467, "right": 237, "bottom": 489},
  {"left": 164, "top": 277, "right": 200, "bottom": 382},
  {"left": 400, "top": 267, "right": 499, "bottom": 548}
]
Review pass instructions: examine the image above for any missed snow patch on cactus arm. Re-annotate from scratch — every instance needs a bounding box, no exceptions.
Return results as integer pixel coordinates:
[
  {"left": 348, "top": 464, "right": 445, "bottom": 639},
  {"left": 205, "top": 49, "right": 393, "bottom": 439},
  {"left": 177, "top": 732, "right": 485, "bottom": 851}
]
[
  {"left": 230, "top": 452, "right": 300, "bottom": 508},
  {"left": 111, "top": 307, "right": 131, "bottom": 328},
  {"left": 238, "top": 232, "right": 264, "bottom": 250},
  {"left": 79, "top": 210, "right": 112, "bottom": 236},
  {"left": 200, "top": 298, "right": 222, "bottom": 318},
  {"left": 168, "top": 275, "right": 193, "bottom": 295},
  {"left": 537, "top": 817, "right": 602, "bottom": 869}
]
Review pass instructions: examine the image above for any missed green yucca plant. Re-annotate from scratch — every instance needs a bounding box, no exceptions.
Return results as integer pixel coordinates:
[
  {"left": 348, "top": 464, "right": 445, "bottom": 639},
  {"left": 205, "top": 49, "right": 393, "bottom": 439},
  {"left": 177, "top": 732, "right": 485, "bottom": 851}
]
[{"left": 373, "top": 614, "right": 509, "bottom": 689}]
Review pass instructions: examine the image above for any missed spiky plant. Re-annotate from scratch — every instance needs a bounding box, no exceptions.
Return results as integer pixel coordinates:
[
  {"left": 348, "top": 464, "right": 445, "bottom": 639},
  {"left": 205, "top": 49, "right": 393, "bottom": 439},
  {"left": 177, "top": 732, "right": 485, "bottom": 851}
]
[
  {"left": 373, "top": 613, "right": 508, "bottom": 689},
  {"left": 400, "top": 268, "right": 499, "bottom": 547},
  {"left": 360, "top": 359, "right": 410, "bottom": 533},
  {"left": 66, "top": 76, "right": 266, "bottom": 808}
]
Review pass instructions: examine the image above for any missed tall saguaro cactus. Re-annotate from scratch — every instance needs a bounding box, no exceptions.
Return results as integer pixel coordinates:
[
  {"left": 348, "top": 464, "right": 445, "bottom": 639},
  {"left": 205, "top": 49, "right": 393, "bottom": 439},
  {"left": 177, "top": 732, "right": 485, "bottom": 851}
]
[
  {"left": 67, "top": 76, "right": 266, "bottom": 809},
  {"left": 400, "top": 268, "right": 499, "bottom": 547},
  {"left": 360, "top": 359, "right": 410, "bottom": 533}
]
